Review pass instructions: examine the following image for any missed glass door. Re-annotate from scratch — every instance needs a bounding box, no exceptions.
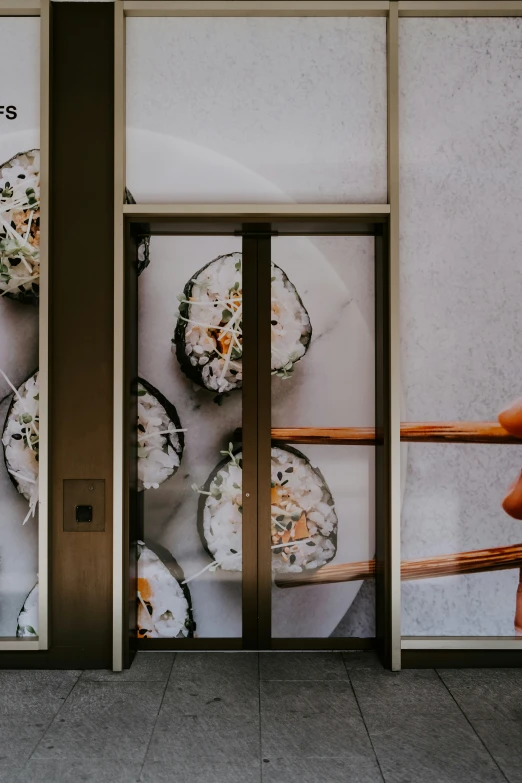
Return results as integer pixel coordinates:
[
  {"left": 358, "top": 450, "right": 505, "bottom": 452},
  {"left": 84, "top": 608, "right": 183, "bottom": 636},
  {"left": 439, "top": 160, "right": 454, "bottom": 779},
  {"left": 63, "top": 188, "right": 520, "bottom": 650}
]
[
  {"left": 269, "top": 234, "right": 376, "bottom": 646},
  {"left": 134, "top": 230, "right": 244, "bottom": 647},
  {"left": 129, "top": 217, "right": 387, "bottom": 653}
]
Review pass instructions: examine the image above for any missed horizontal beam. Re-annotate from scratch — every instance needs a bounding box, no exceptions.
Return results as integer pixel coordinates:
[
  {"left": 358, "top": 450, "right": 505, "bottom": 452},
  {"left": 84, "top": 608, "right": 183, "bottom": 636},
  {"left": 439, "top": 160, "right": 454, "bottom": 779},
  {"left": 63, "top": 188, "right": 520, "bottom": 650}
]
[
  {"left": 122, "top": 0, "right": 522, "bottom": 17},
  {"left": 399, "top": 1, "right": 522, "bottom": 17},
  {"left": 0, "top": 0, "right": 39, "bottom": 14},
  {"left": 136, "top": 638, "right": 244, "bottom": 650},
  {"left": 123, "top": 203, "right": 391, "bottom": 218},
  {"left": 402, "top": 638, "right": 522, "bottom": 650},
  {"left": 124, "top": 1, "right": 390, "bottom": 17},
  {"left": 271, "top": 422, "right": 522, "bottom": 445},
  {"left": 0, "top": 639, "right": 40, "bottom": 651}
]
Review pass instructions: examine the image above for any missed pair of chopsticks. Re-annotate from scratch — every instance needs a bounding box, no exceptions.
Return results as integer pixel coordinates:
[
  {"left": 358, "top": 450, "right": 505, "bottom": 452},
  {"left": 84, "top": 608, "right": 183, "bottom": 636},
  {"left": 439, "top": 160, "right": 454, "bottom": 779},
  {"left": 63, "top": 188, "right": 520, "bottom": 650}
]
[
  {"left": 271, "top": 421, "right": 522, "bottom": 445},
  {"left": 272, "top": 421, "right": 522, "bottom": 589}
]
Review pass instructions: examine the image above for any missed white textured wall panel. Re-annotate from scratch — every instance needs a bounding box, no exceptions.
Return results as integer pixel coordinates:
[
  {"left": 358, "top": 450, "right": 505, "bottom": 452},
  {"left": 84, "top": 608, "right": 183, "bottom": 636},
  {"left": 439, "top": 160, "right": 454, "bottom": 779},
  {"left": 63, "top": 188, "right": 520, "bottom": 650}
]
[
  {"left": 400, "top": 18, "right": 522, "bottom": 636},
  {"left": 126, "top": 17, "right": 388, "bottom": 203}
]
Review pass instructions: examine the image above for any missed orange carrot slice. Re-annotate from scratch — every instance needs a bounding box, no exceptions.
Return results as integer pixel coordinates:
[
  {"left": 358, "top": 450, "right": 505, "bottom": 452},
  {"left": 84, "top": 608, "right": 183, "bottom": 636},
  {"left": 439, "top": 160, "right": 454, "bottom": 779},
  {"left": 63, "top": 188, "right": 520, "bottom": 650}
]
[
  {"left": 294, "top": 513, "right": 309, "bottom": 540},
  {"left": 137, "top": 577, "right": 152, "bottom": 602}
]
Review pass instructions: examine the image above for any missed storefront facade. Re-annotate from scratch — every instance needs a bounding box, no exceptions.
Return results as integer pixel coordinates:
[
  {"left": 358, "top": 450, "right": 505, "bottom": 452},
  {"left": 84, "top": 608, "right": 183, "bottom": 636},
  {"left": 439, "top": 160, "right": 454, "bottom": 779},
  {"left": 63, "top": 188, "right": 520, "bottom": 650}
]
[{"left": 0, "top": 0, "right": 521, "bottom": 670}]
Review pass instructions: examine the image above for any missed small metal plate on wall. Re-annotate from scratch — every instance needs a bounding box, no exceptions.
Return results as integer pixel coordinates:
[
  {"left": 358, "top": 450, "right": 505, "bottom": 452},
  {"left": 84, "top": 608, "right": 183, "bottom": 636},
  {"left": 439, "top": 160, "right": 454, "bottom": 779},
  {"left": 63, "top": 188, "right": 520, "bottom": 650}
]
[{"left": 63, "top": 479, "right": 105, "bottom": 532}]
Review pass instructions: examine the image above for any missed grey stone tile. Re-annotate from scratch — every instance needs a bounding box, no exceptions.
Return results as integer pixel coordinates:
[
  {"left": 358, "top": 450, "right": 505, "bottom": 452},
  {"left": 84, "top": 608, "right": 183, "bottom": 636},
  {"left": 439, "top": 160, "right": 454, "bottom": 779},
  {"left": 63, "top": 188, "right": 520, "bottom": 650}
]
[
  {"left": 350, "top": 668, "right": 460, "bottom": 724},
  {"left": 0, "top": 670, "right": 80, "bottom": 721},
  {"left": 140, "top": 759, "right": 261, "bottom": 782},
  {"left": 259, "top": 652, "right": 348, "bottom": 681},
  {"left": 0, "top": 721, "right": 47, "bottom": 762},
  {"left": 472, "top": 719, "right": 522, "bottom": 783},
  {"left": 19, "top": 760, "right": 141, "bottom": 783},
  {"left": 260, "top": 680, "right": 360, "bottom": 717},
  {"left": 0, "top": 671, "right": 81, "bottom": 763},
  {"left": 261, "top": 757, "right": 384, "bottom": 783},
  {"left": 170, "top": 652, "right": 258, "bottom": 683},
  {"left": 165, "top": 651, "right": 259, "bottom": 721},
  {"left": 438, "top": 668, "right": 522, "bottom": 721},
  {"left": 146, "top": 714, "right": 260, "bottom": 763},
  {"left": 81, "top": 653, "right": 174, "bottom": 683},
  {"left": 32, "top": 681, "right": 165, "bottom": 761},
  {"left": 161, "top": 675, "right": 259, "bottom": 720},
  {"left": 368, "top": 713, "right": 506, "bottom": 783},
  {"left": 342, "top": 651, "right": 383, "bottom": 671},
  {"left": 0, "top": 761, "right": 34, "bottom": 783},
  {"left": 261, "top": 707, "right": 374, "bottom": 760}
]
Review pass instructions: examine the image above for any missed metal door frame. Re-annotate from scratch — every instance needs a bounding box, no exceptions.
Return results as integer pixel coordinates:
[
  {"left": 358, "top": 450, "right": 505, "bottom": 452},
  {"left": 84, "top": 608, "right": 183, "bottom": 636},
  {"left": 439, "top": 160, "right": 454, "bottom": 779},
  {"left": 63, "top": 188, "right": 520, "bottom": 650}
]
[{"left": 124, "top": 212, "right": 392, "bottom": 657}]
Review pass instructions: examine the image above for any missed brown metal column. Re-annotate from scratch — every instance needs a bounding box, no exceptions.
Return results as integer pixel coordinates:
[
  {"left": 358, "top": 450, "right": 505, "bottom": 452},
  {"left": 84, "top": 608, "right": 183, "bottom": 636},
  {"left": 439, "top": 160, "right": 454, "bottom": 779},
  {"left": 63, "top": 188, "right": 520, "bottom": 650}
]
[
  {"left": 375, "top": 225, "right": 392, "bottom": 668},
  {"left": 49, "top": 2, "right": 115, "bottom": 667},
  {"left": 242, "top": 227, "right": 272, "bottom": 649},
  {"left": 241, "top": 233, "right": 259, "bottom": 648},
  {"left": 256, "top": 234, "right": 272, "bottom": 648}
]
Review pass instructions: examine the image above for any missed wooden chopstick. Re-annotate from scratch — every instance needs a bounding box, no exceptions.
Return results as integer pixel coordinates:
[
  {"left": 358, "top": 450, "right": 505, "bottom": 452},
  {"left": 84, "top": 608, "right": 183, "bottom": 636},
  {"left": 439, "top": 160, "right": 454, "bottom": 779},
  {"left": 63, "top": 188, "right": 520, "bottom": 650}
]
[
  {"left": 272, "top": 427, "right": 377, "bottom": 445},
  {"left": 275, "top": 543, "right": 522, "bottom": 589},
  {"left": 399, "top": 422, "right": 521, "bottom": 444},
  {"left": 271, "top": 422, "right": 522, "bottom": 445}
]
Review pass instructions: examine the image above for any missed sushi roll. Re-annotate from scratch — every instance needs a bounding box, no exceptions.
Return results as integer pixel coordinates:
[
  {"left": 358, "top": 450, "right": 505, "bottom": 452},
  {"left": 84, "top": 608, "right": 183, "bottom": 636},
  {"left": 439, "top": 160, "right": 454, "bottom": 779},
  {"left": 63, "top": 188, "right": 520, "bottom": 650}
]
[
  {"left": 137, "top": 541, "right": 195, "bottom": 639},
  {"left": 0, "top": 149, "right": 40, "bottom": 304},
  {"left": 2, "top": 370, "right": 39, "bottom": 523},
  {"left": 16, "top": 582, "right": 38, "bottom": 638},
  {"left": 137, "top": 377, "right": 184, "bottom": 491},
  {"left": 124, "top": 188, "right": 150, "bottom": 275},
  {"left": 196, "top": 444, "right": 337, "bottom": 574},
  {"left": 271, "top": 262, "right": 312, "bottom": 380},
  {"left": 173, "top": 252, "right": 311, "bottom": 396}
]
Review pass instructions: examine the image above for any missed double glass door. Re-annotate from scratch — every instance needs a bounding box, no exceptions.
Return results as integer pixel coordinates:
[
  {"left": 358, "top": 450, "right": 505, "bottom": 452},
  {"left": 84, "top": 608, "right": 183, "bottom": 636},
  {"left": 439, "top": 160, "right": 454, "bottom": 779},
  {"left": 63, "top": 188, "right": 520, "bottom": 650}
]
[{"left": 129, "top": 217, "right": 389, "bottom": 652}]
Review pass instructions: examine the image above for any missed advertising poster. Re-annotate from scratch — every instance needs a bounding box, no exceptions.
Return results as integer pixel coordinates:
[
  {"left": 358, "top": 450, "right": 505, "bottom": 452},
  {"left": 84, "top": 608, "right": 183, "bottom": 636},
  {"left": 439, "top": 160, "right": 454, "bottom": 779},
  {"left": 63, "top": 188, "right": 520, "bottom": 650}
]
[
  {"left": 0, "top": 18, "right": 40, "bottom": 639},
  {"left": 127, "top": 17, "right": 387, "bottom": 639}
]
